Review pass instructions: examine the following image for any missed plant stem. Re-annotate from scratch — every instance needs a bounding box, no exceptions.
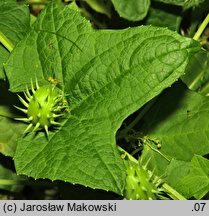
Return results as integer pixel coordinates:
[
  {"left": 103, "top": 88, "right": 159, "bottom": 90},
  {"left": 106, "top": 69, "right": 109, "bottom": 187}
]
[
  {"left": 118, "top": 146, "right": 138, "bottom": 163},
  {"left": 162, "top": 184, "right": 186, "bottom": 200},
  {"left": 199, "top": 80, "right": 209, "bottom": 96},
  {"left": 193, "top": 13, "right": 209, "bottom": 41},
  {"left": 146, "top": 142, "right": 171, "bottom": 162},
  {"left": 0, "top": 179, "right": 22, "bottom": 186},
  {"left": 0, "top": 31, "right": 14, "bottom": 52}
]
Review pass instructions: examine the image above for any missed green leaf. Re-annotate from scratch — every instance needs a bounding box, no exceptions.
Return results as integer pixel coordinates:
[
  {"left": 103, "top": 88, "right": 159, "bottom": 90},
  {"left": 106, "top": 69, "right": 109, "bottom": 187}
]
[
  {"left": 0, "top": 0, "right": 30, "bottom": 78},
  {"left": 153, "top": 0, "right": 205, "bottom": 9},
  {"left": 140, "top": 81, "right": 209, "bottom": 176},
  {"left": 0, "top": 81, "right": 26, "bottom": 157},
  {"left": 164, "top": 159, "right": 190, "bottom": 188},
  {"left": 141, "top": 144, "right": 170, "bottom": 177},
  {"left": 176, "top": 155, "right": 209, "bottom": 199},
  {"left": 112, "top": 0, "right": 150, "bottom": 21},
  {"left": 0, "top": 0, "right": 30, "bottom": 45},
  {"left": 181, "top": 51, "right": 209, "bottom": 96},
  {"left": 5, "top": 3, "right": 201, "bottom": 194},
  {"left": 0, "top": 45, "right": 8, "bottom": 79},
  {"left": 145, "top": 4, "right": 182, "bottom": 31},
  {"left": 0, "top": 116, "right": 25, "bottom": 157},
  {"left": 85, "top": 0, "right": 111, "bottom": 17}
]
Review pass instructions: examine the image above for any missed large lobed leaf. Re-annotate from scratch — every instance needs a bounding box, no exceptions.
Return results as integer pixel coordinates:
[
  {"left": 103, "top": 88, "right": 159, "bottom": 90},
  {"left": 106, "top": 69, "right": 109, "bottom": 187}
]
[{"left": 5, "top": 3, "right": 201, "bottom": 194}]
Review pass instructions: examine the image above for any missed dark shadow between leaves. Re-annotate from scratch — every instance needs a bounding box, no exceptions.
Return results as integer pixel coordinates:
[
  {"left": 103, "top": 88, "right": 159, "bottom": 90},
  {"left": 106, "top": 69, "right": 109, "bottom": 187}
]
[{"left": 140, "top": 81, "right": 190, "bottom": 135}]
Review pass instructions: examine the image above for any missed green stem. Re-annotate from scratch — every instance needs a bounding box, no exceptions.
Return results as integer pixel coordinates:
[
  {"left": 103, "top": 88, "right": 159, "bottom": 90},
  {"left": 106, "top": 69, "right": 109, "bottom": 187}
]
[
  {"left": 146, "top": 142, "right": 171, "bottom": 162},
  {"left": 0, "top": 179, "right": 21, "bottom": 186},
  {"left": 193, "top": 13, "right": 209, "bottom": 41},
  {"left": 162, "top": 184, "right": 186, "bottom": 200},
  {"left": 199, "top": 80, "right": 209, "bottom": 96},
  {"left": 118, "top": 146, "right": 138, "bottom": 163},
  {"left": 0, "top": 31, "right": 14, "bottom": 52}
]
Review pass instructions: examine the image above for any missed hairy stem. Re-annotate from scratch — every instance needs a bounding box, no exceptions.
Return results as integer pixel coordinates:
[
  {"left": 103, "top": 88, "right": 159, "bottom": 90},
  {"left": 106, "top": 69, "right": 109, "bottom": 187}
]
[{"left": 193, "top": 13, "right": 209, "bottom": 41}]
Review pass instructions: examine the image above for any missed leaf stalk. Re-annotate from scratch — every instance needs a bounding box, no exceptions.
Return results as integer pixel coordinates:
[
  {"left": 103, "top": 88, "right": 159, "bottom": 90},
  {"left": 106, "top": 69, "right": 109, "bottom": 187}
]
[{"left": 193, "top": 13, "right": 209, "bottom": 41}]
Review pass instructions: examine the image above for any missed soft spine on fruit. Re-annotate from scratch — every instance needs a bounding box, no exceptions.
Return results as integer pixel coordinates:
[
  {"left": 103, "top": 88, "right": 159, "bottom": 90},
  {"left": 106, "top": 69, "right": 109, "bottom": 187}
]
[{"left": 124, "top": 161, "right": 163, "bottom": 200}]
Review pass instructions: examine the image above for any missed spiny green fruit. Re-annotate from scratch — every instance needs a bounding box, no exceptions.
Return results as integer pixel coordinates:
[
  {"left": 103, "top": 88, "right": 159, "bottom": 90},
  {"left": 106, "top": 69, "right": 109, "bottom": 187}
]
[
  {"left": 15, "top": 79, "right": 68, "bottom": 136},
  {"left": 124, "top": 161, "right": 162, "bottom": 200}
]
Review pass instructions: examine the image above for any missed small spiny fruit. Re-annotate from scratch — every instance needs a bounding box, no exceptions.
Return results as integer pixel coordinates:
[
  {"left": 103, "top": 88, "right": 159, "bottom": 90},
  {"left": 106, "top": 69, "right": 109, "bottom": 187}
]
[
  {"left": 15, "top": 79, "right": 68, "bottom": 136},
  {"left": 124, "top": 161, "right": 163, "bottom": 200}
]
